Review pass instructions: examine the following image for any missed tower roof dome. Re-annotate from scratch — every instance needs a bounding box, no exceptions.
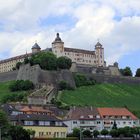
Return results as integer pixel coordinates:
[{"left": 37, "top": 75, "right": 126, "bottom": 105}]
[
  {"left": 52, "top": 33, "right": 64, "bottom": 44},
  {"left": 32, "top": 43, "right": 41, "bottom": 49},
  {"left": 95, "top": 42, "right": 102, "bottom": 47}
]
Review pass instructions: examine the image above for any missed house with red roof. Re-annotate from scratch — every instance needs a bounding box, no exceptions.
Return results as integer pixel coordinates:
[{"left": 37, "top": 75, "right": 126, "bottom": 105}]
[{"left": 97, "top": 107, "right": 139, "bottom": 130}]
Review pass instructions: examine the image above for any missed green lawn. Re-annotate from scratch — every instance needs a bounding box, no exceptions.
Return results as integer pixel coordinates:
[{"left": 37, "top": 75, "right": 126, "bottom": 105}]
[
  {"left": 0, "top": 81, "right": 28, "bottom": 103},
  {"left": 59, "top": 84, "right": 140, "bottom": 117}
]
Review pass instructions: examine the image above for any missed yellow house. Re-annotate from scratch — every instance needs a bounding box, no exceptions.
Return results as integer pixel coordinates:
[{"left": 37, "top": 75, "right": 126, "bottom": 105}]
[
  {"left": 24, "top": 126, "right": 67, "bottom": 138},
  {"left": 10, "top": 114, "right": 67, "bottom": 138}
]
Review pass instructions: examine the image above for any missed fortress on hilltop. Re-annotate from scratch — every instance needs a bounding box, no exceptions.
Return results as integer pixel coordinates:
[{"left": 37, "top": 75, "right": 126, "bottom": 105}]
[{"left": 0, "top": 33, "right": 105, "bottom": 73}]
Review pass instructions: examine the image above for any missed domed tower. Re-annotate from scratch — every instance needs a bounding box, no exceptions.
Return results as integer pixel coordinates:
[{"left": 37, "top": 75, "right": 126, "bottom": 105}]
[
  {"left": 31, "top": 43, "right": 41, "bottom": 53},
  {"left": 52, "top": 33, "right": 64, "bottom": 57},
  {"left": 95, "top": 41, "right": 104, "bottom": 67}
]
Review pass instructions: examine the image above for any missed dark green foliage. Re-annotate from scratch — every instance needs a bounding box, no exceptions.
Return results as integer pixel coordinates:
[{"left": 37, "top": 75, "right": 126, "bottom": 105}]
[
  {"left": 1, "top": 92, "right": 28, "bottom": 103},
  {"left": 117, "top": 127, "right": 134, "bottom": 137},
  {"left": 57, "top": 56, "right": 72, "bottom": 69},
  {"left": 29, "top": 52, "right": 57, "bottom": 70},
  {"left": 12, "top": 67, "right": 16, "bottom": 71},
  {"left": 101, "top": 129, "right": 109, "bottom": 136},
  {"left": 9, "top": 80, "right": 34, "bottom": 92},
  {"left": 135, "top": 68, "right": 140, "bottom": 77},
  {"left": 112, "top": 121, "right": 117, "bottom": 129},
  {"left": 110, "top": 129, "right": 119, "bottom": 137},
  {"left": 82, "top": 129, "right": 92, "bottom": 138},
  {"left": 120, "top": 67, "right": 132, "bottom": 76},
  {"left": 74, "top": 73, "right": 96, "bottom": 87},
  {"left": 58, "top": 80, "right": 72, "bottom": 90},
  {"left": 16, "top": 62, "right": 22, "bottom": 69},
  {"left": 93, "top": 130, "right": 99, "bottom": 138},
  {"left": 71, "top": 128, "right": 80, "bottom": 138},
  {"left": 8, "top": 125, "right": 30, "bottom": 140},
  {"left": 24, "top": 57, "right": 30, "bottom": 64}
]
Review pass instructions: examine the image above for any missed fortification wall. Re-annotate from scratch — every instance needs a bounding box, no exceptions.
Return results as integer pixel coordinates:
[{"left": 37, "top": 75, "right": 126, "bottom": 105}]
[
  {"left": 0, "top": 70, "right": 18, "bottom": 82},
  {"left": 39, "top": 69, "right": 76, "bottom": 88},
  {"left": 90, "top": 74, "right": 140, "bottom": 85},
  {"left": 17, "top": 64, "right": 41, "bottom": 86}
]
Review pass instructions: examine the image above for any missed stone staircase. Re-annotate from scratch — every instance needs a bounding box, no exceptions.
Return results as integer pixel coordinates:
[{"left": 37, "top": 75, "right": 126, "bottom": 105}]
[{"left": 28, "top": 85, "right": 56, "bottom": 105}]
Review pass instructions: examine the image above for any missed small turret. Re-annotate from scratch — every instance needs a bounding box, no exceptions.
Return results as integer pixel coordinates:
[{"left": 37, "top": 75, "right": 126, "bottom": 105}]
[{"left": 31, "top": 43, "right": 41, "bottom": 53}]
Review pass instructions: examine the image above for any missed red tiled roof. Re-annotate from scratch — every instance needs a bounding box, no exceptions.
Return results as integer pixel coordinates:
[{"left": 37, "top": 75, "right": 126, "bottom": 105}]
[
  {"left": 20, "top": 106, "right": 52, "bottom": 113},
  {"left": 97, "top": 108, "right": 137, "bottom": 120}
]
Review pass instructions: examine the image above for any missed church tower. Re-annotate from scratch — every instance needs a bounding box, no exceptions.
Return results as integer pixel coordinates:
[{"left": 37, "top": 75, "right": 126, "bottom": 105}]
[
  {"left": 52, "top": 33, "right": 64, "bottom": 57},
  {"left": 95, "top": 41, "right": 104, "bottom": 67}
]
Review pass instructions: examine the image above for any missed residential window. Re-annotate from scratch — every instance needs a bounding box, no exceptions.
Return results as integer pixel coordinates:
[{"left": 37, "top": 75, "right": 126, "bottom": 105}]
[
  {"left": 73, "top": 121, "right": 77, "bottom": 124},
  {"left": 39, "top": 132, "right": 44, "bottom": 137},
  {"left": 97, "top": 121, "right": 100, "bottom": 124},
  {"left": 24, "top": 121, "right": 33, "bottom": 126}
]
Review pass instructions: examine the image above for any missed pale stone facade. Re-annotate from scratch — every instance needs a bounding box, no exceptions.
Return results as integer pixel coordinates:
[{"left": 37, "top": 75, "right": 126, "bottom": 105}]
[
  {"left": 52, "top": 33, "right": 104, "bottom": 67},
  {"left": 0, "top": 33, "right": 105, "bottom": 73}
]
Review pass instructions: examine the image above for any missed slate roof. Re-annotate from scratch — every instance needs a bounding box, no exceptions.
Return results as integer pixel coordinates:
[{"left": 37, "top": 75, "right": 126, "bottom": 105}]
[
  {"left": 64, "top": 47, "right": 95, "bottom": 55},
  {"left": 10, "top": 114, "right": 60, "bottom": 121},
  {"left": 0, "top": 53, "right": 32, "bottom": 64},
  {"left": 65, "top": 106, "right": 99, "bottom": 120},
  {"left": 95, "top": 42, "right": 102, "bottom": 47},
  {"left": 32, "top": 43, "right": 41, "bottom": 49},
  {"left": 1, "top": 104, "right": 20, "bottom": 115}
]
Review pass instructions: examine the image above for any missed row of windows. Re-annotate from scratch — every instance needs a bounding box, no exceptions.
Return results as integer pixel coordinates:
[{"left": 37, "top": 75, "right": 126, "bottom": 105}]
[{"left": 39, "top": 131, "right": 66, "bottom": 138}]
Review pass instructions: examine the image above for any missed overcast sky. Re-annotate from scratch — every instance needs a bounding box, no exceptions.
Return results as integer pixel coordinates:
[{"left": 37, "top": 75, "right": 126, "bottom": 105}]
[{"left": 0, "top": 0, "right": 140, "bottom": 74}]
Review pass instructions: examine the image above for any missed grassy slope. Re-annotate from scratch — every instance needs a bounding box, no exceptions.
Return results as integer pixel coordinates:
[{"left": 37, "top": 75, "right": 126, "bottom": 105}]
[
  {"left": 59, "top": 84, "right": 140, "bottom": 117},
  {"left": 0, "top": 81, "right": 28, "bottom": 102}
]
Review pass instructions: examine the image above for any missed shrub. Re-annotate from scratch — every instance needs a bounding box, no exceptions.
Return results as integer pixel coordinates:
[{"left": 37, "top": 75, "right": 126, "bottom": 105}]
[
  {"left": 101, "top": 129, "right": 109, "bottom": 136},
  {"left": 74, "top": 73, "right": 96, "bottom": 87},
  {"left": 58, "top": 80, "right": 73, "bottom": 90},
  {"left": 1, "top": 92, "right": 28, "bottom": 103},
  {"left": 93, "top": 130, "right": 99, "bottom": 138},
  {"left": 9, "top": 80, "right": 34, "bottom": 92},
  {"left": 110, "top": 129, "right": 119, "bottom": 137},
  {"left": 82, "top": 129, "right": 92, "bottom": 138}
]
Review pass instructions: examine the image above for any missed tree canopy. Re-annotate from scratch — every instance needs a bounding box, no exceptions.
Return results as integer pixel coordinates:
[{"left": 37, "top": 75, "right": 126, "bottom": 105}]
[
  {"left": 57, "top": 56, "right": 72, "bottom": 69},
  {"left": 29, "top": 51, "right": 57, "bottom": 70},
  {"left": 135, "top": 68, "right": 140, "bottom": 77},
  {"left": 120, "top": 67, "right": 132, "bottom": 76}
]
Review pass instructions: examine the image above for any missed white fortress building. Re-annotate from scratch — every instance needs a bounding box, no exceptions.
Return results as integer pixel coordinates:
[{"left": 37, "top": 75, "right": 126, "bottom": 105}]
[{"left": 0, "top": 33, "right": 105, "bottom": 73}]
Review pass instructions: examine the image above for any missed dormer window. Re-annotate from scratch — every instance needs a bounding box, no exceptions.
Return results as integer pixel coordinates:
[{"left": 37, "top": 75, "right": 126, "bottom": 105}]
[
  {"left": 88, "top": 115, "right": 93, "bottom": 118},
  {"left": 80, "top": 115, "right": 84, "bottom": 119}
]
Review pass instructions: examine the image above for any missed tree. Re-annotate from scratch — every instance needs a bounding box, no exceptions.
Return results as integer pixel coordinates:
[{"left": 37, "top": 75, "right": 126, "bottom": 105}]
[
  {"left": 135, "top": 68, "right": 140, "bottom": 77},
  {"left": 120, "top": 67, "right": 132, "bottom": 76},
  {"left": 0, "top": 110, "right": 10, "bottom": 139},
  {"left": 93, "top": 130, "right": 99, "bottom": 138},
  {"left": 57, "top": 56, "right": 72, "bottom": 69},
  {"left": 8, "top": 125, "right": 30, "bottom": 140},
  {"left": 82, "top": 129, "right": 92, "bottom": 138},
  {"left": 16, "top": 62, "right": 22, "bottom": 69},
  {"left": 101, "top": 129, "right": 109, "bottom": 136},
  {"left": 24, "top": 57, "right": 29, "bottom": 64},
  {"left": 112, "top": 121, "right": 117, "bottom": 129},
  {"left": 29, "top": 52, "right": 57, "bottom": 70},
  {"left": 72, "top": 128, "right": 80, "bottom": 138},
  {"left": 110, "top": 129, "right": 119, "bottom": 137}
]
